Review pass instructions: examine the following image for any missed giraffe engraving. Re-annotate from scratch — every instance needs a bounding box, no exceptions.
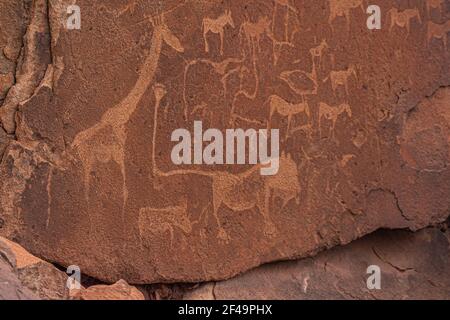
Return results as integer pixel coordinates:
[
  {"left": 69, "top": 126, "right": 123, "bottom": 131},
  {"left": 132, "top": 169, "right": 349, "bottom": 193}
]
[{"left": 71, "top": 13, "right": 184, "bottom": 228}]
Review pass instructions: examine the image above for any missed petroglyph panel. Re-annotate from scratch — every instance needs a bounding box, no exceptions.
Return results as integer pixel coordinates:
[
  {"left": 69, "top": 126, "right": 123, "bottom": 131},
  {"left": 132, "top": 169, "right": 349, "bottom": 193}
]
[{"left": 0, "top": 0, "right": 449, "bottom": 283}]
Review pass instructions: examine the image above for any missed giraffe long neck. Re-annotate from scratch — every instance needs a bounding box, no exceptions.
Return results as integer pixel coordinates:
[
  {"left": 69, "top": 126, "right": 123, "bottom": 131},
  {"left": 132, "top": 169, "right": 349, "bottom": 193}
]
[{"left": 104, "top": 26, "right": 164, "bottom": 125}]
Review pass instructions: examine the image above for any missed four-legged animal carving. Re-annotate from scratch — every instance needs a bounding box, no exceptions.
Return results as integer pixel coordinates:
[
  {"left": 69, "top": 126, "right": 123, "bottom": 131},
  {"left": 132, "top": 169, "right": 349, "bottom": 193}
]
[
  {"left": 328, "top": 0, "right": 365, "bottom": 28},
  {"left": 428, "top": 21, "right": 450, "bottom": 50},
  {"left": 239, "top": 16, "right": 273, "bottom": 53},
  {"left": 389, "top": 8, "right": 422, "bottom": 33},
  {"left": 324, "top": 65, "right": 357, "bottom": 96},
  {"left": 267, "top": 95, "right": 311, "bottom": 137},
  {"left": 319, "top": 102, "right": 352, "bottom": 138},
  {"left": 426, "top": 0, "right": 445, "bottom": 15},
  {"left": 138, "top": 200, "right": 192, "bottom": 248},
  {"left": 203, "top": 10, "right": 235, "bottom": 55}
]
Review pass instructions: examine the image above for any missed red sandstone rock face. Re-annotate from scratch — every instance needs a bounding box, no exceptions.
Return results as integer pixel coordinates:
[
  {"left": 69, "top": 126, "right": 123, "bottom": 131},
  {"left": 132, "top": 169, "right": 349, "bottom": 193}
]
[
  {"left": 0, "top": 240, "right": 39, "bottom": 300},
  {"left": 0, "top": 236, "right": 70, "bottom": 300},
  {"left": 0, "top": 1, "right": 30, "bottom": 103},
  {"left": 0, "top": 235, "right": 147, "bottom": 300},
  {"left": 1, "top": 237, "right": 71, "bottom": 300},
  {"left": 0, "top": 0, "right": 449, "bottom": 284}
]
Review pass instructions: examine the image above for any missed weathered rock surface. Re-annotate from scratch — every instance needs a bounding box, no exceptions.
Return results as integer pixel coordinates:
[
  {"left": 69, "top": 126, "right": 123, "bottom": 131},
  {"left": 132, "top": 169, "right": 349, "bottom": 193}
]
[
  {"left": 0, "top": 241, "right": 38, "bottom": 300},
  {"left": 0, "top": 235, "right": 146, "bottom": 300},
  {"left": 73, "top": 279, "right": 145, "bottom": 300},
  {"left": 184, "top": 226, "right": 450, "bottom": 300},
  {"left": 0, "top": 0, "right": 31, "bottom": 103},
  {"left": 0, "top": 236, "right": 69, "bottom": 299},
  {"left": 0, "top": 0, "right": 31, "bottom": 155},
  {"left": 0, "top": 0, "right": 449, "bottom": 284}
]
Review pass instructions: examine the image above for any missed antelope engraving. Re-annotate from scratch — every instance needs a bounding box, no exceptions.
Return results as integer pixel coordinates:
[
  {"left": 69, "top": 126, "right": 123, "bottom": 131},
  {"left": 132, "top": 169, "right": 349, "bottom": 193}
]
[
  {"left": 427, "top": 21, "right": 450, "bottom": 50},
  {"left": 324, "top": 65, "right": 357, "bottom": 96},
  {"left": 318, "top": 102, "right": 352, "bottom": 138},
  {"left": 138, "top": 200, "right": 192, "bottom": 248},
  {"left": 389, "top": 8, "right": 422, "bottom": 33},
  {"left": 328, "top": 0, "right": 365, "bottom": 28},
  {"left": 427, "top": 0, "right": 445, "bottom": 15},
  {"left": 266, "top": 95, "right": 311, "bottom": 137},
  {"left": 203, "top": 10, "right": 235, "bottom": 55},
  {"left": 239, "top": 16, "right": 273, "bottom": 53}
]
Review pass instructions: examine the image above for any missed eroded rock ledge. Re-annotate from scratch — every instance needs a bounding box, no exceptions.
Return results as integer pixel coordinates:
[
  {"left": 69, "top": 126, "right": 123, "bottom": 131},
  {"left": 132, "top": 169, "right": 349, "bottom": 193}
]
[
  {"left": 0, "top": 0, "right": 449, "bottom": 284},
  {"left": 184, "top": 223, "right": 450, "bottom": 300}
]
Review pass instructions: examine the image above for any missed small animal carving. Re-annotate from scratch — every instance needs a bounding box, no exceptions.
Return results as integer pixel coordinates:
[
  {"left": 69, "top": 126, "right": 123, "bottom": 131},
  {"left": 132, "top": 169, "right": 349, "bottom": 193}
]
[
  {"left": 267, "top": 95, "right": 310, "bottom": 136},
  {"left": 324, "top": 65, "right": 357, "bottom": 96},
  {"left": 329, "top": 0, "right": 365, "bottom": 27},
  {"left": 427, "top": 21, "right": 450, "bottom": 50},
  {"left": 427, "top": 0, "right": 445, "bottom": 15},
  {"left": 310, "top": 40, "right": 329, "bottom": 66},
  {"left": 318, "top": 102, "right": 352, "bottom": 138},
  {"left": 116, "top": 0, "right": 138, "bottom": 16},
  {"left": 203, "top": 10, "right": 235, "bottom": 55},
  {"left": 389, "top": 8, "right": 422, "bottom": 33},
  {"left": 138, "top": 200, "right": 192, "bottom": 248},
  {"left": 239, "top": 16, "right": 273, "bottom": 53}
]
